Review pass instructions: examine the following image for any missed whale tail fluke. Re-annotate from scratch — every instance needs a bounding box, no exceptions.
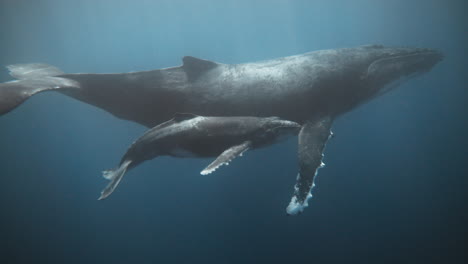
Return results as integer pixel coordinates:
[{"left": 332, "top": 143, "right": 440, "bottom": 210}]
[
  {"left": 7, "top": 63, "right": 64, "bottom": 79},
  {"left": 0, "top": 63, "right": 80, "bottom": 115},
  {"left": 98, "top": 160, "right": 132, "bottom": 200}
]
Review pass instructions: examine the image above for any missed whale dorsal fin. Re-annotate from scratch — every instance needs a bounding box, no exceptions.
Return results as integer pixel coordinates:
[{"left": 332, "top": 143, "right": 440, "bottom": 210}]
[
  {"left": 182, "top": 56, "right": 218, "bottom": 81},
  {"left": 200, "top": 141, "right": 252, "bottom": 175},
  {"left": 147, "top": 113, "right": 198, "bottom": 132},
  {"left": 173, "top": 112, "right": 198, "bottom": 122}
]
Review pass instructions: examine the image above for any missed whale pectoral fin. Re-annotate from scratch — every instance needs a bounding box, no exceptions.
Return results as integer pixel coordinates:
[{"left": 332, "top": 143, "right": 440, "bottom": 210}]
[
  {"left": 286, "top": 117, "right": 333, "bottom": 215},
  {"left": 200, "top": 141, "right": 251, "bottom": 175},
  {"left": 0, "top": 64, "right": 79, "bottom": 115}
]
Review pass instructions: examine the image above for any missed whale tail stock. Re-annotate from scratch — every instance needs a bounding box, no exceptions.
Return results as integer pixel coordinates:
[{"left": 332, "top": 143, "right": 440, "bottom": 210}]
[
  {"left": 98, "top": 160, "right": 133, "bottom": 200},
  {"left": 0, "top": 63, "right": 80, "bottom": 115}
]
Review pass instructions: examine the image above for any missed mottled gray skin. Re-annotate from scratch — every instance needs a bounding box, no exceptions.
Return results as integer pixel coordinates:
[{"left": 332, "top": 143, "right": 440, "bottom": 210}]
[
  {"left": 53, "top": 45, "right": 442, "bottom": 127},
  {"left": 0, "top": 44, "right": 443, "bottom": 214}
]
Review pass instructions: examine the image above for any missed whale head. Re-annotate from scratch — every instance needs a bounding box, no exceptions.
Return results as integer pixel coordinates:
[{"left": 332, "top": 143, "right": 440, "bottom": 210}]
[
  {"left": 319, "top": 45, "right": 443, "bottom": 114},
  {"left": 358, "top": 45, "right": 443, "bottom": 97},
  {"left": 253, "top": 117, "right": 301, "bottom": 146}
]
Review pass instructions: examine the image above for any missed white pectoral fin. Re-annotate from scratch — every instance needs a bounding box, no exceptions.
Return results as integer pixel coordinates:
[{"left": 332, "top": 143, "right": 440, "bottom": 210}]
[
  {"left": 286, "top": 117, "right": 333, "bottom": 215},
  {"left": 98, "top": 160, "right": 132, "bottom": 200},
  {"left": 200, "top": 141, "right": 251, "bottom": 175}
]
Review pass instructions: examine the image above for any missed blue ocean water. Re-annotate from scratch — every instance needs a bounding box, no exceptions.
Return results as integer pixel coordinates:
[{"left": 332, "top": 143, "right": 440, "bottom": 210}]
[{"left": 0, "top": 0, "right": 467, "bottom": 263}]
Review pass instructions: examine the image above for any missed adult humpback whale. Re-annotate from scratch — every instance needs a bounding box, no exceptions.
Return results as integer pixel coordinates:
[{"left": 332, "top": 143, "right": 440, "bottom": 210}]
[{"left": 0, "top": 44, "right": 443, "bottom": 214}]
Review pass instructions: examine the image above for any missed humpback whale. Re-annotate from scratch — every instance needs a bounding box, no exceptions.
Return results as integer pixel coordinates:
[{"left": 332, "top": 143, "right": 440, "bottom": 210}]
[
  {"left": 0, "top": 44, "right": 443, "bottom": 214},
  {"left": 99, "top": 114, "right": 300, "bottom": 200}
]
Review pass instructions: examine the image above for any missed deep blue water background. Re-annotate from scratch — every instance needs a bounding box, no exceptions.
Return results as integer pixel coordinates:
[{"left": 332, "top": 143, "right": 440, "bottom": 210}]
[{"left": 0, "top": 0, "right": 467, "bottom": 263}]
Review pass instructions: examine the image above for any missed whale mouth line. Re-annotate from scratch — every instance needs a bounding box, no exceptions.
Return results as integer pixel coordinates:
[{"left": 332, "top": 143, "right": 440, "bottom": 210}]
[{"left": 366, "top": 50, "right": 443, "bottom": 79}]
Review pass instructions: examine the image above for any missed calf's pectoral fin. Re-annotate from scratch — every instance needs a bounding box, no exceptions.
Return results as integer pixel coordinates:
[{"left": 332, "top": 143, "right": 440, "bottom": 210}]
[
  {"left": 286, "top": 117, "right": 333, "bottom": 215},
  {"left": 200, "top": 141, "right": 251, "bottom": 175},
  {"left": 0, "top": 63, "right": 80, "bottom": 115}
]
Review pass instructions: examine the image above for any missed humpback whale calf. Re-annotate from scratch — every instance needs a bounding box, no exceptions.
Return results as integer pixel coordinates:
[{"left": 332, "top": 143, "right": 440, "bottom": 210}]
[
  {"left": 0, "top": 44, "right": 443, "bottom": 214},
  {"left": 99, "top": 114, "right": 300, "bottom": 200}
]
